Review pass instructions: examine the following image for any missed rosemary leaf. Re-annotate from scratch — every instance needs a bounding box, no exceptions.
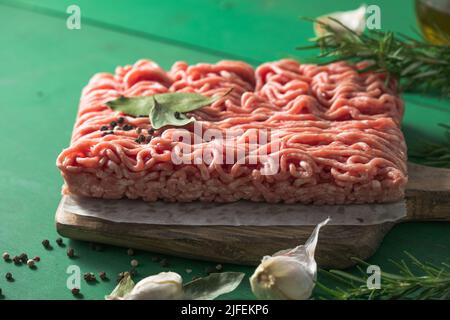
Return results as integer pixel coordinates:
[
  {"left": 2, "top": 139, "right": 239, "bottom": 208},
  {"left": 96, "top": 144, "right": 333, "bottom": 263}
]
[
  {"left": 298, "top": 18, "right": 450, "bottom": 98},
  {"left": 317, "top": 252, "right": 450, "bottom": 300}
]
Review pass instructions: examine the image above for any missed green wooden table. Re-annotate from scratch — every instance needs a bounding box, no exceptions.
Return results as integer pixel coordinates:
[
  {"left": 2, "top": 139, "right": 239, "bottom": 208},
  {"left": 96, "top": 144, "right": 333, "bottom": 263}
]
[{"left": 0, "top": 0, "right": 448, "bottom": 300}]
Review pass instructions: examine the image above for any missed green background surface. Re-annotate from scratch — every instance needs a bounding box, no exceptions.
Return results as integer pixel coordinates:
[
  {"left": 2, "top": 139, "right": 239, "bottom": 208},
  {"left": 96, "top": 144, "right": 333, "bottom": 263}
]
[{"left": 0, "top": 0, "right": 448, "bottom": 300}]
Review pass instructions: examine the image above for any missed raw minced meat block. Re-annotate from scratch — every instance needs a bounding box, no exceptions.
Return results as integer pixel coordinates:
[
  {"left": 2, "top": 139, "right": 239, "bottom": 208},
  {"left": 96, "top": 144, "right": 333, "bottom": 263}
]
[{"left": 56, "top": 59, "right": 407, "bottom": 204}]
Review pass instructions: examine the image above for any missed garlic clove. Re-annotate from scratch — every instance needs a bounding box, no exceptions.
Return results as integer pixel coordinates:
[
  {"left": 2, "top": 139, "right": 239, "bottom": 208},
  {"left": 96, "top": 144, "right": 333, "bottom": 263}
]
[
  {"left": 250, "top": 218, "right": 330, "bottom": 300},
  {"left": 124, "top": 271, "right": 184, "bottom": 300},
  {"left": 251, "top": 256, "right": 314, "bottom": 300},
  {"left": 314, "top": 5, "right": 367, "bottom": 37}
]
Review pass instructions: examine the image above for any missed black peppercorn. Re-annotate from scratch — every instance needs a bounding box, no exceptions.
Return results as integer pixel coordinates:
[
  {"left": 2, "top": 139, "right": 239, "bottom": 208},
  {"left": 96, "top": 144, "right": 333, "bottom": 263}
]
[
  {"left": 84, "top": 272, "right": 96, "bottom": 282},
  {"left": 99, "top": 271, "right": 107, "bottom": 280},
  {"left": 33, "top": 256, "right": 40, "bottom": 262},
  {"left": 174, "top": 112, "right": 182, "bottom": 119},
  {"left": 117, "top": 117, "right": 125, "bottom": 124},
  {"left": 110, "top": 121, "right": 117, "bottom": 128},
  {"left": 147, "top": 128, "right": 155, "bottom": 135},
  {"left": 67, "top": 248, "right": 75, "bottom": 258},
  {"left": 56, "top": 238, "right": 64, "bottom": 246},
  {"left": 19, "top": 253, "right": 28, "bottom": 264},
  {"left": 71, "top": 287, "right": 80, "bottom": 295},
  {"left": 100, "top": 125, "right": 109, "bottom": 131},
  {"left": 5, "top": 272, "right": 13, "bottom": 281},
  {"left": 135, "top": 135, "right": 145, "bottom": 144},
  {"left": 13, "top": 256, "right": 21, "bottom": 265},
  {"left": 42, "top": 239, "right": 50, "bottom": 248},
  {"left": 123, "top": 124, "right": 133, "bottom": 131}
]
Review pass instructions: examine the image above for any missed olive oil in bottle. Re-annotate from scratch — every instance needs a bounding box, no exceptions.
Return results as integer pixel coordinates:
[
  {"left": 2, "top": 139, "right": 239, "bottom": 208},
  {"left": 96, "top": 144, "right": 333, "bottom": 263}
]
[{"left": 415, "top": 0, "right": 450, "bottom": 45}]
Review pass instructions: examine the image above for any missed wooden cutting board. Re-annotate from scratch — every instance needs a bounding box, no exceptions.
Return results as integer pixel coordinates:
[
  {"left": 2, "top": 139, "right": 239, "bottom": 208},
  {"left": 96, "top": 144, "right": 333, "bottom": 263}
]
[{"left": 56, "top": 163, "right": 450, "bottom": 268}]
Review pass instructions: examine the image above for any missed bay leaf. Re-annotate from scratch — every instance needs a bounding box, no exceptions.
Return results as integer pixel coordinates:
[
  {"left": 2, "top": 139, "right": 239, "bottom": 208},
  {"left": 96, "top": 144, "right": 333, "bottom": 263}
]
[
  {"left": 183, "top": 272, "right": 245, "bottom": 300},
  {"left": 106, "top": 89, "right": 232, "bottom": 129},
  {"left": 105, "top": 272, "right": 135, "bottom": 300}
]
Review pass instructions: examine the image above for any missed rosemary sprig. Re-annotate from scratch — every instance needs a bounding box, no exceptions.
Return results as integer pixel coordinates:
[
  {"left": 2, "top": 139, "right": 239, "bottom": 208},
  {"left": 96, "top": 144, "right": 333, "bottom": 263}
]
[
  {"left": 409, "top": 123, "right": 450, "bottom": 168},
  {"left": 298, "top": 18, "right": 450, "bottom": 97},
  {"left": 316, "top": 252, "right": 450, "bottom": 300}
]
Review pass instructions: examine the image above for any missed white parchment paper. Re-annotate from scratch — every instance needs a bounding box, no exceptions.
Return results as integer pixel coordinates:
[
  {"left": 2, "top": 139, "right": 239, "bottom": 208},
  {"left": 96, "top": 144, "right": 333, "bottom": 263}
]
[{"left": 61, "top": 195, "right": 406, "bottom": 226}]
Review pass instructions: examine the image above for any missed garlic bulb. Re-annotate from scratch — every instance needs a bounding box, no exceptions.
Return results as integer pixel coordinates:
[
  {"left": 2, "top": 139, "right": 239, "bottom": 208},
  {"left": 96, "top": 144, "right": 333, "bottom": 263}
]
[
  {"left": 124, "top": 272, "right": 184, "bottom": 300},
  {"left": 314, "top": 5, "right": 366, "bottom": 37},
  {"left": 250, "top": 218, "right": 330, "bottom": 300}
]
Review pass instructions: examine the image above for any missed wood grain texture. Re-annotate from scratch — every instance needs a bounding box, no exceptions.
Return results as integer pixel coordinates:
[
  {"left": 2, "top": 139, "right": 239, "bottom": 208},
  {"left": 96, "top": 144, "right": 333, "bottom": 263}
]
[
  {"left": 56, "top": 163, "right": 450, "bottom": 268},
  {"left": 405, "top": 163, "right": 450, "bottom": 221}
]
